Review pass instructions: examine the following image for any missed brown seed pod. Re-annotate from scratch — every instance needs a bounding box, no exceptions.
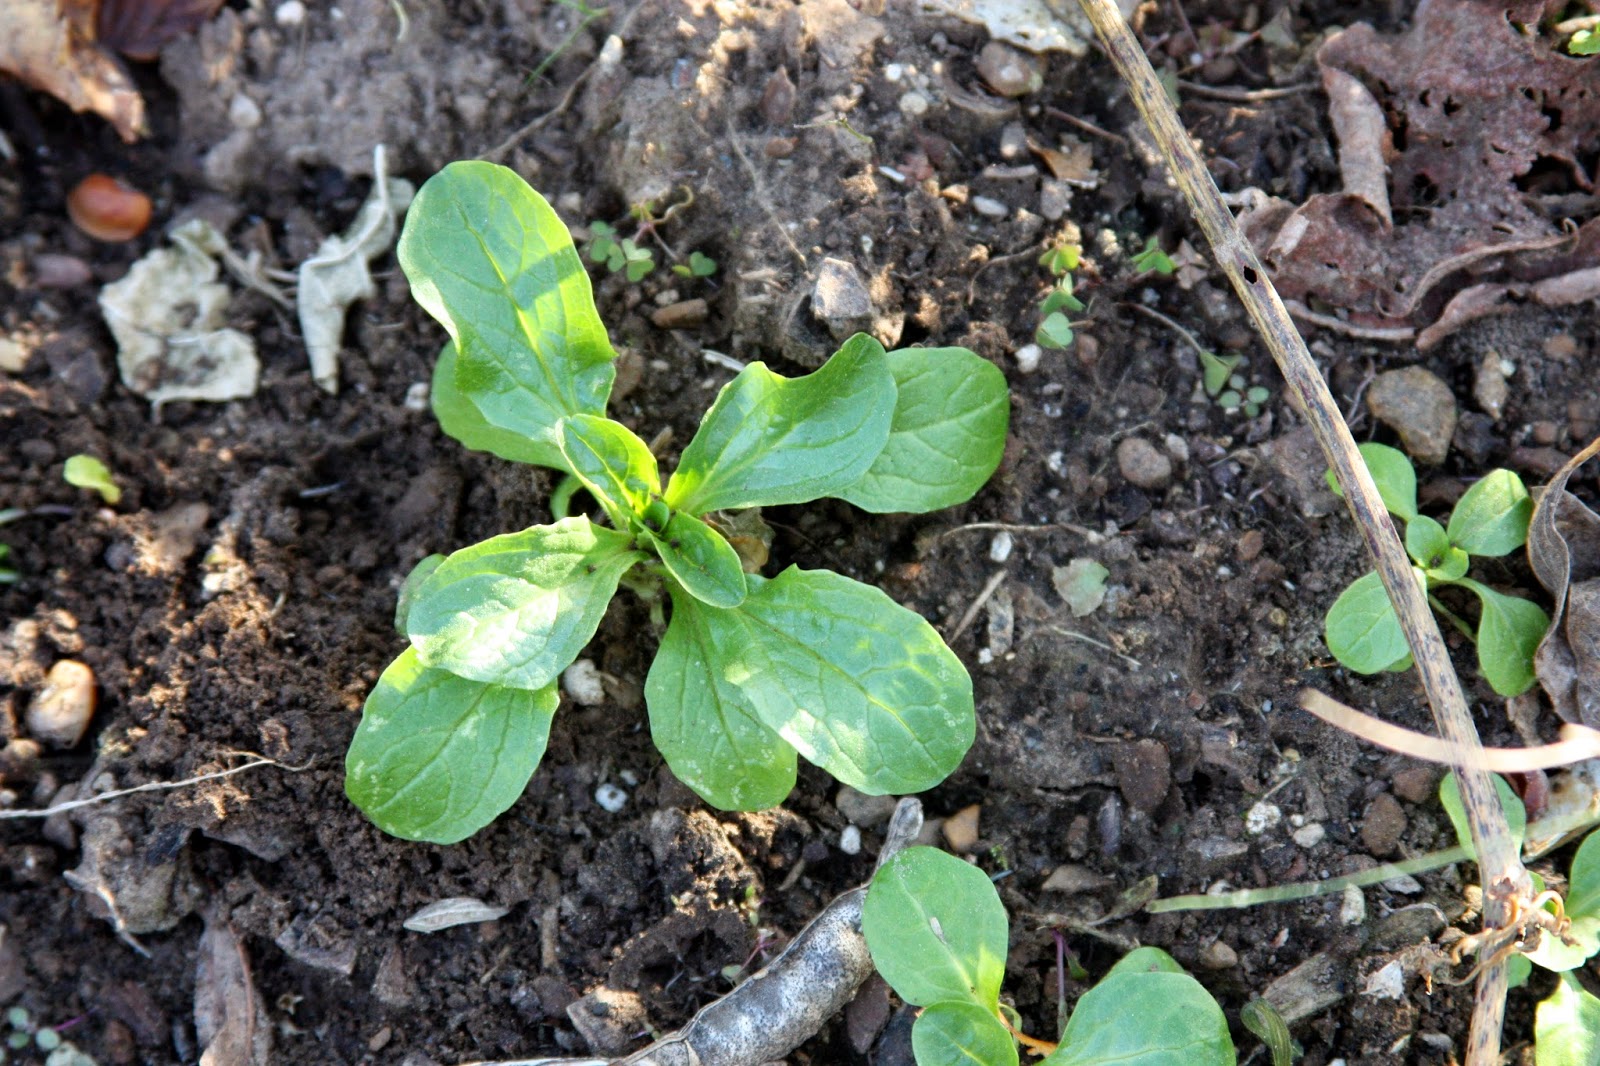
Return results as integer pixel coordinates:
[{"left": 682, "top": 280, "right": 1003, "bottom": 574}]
[{"left": 66, "top": 174, "right": 153, "bottom": 242}]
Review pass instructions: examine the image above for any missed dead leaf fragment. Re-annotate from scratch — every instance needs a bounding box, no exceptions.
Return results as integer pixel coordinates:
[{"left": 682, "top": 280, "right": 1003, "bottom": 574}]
[
  {"left": 100, "top": 218, "right": 259, "bottom": 407},
  {"left": 296, "top": 145, "right": 414, "bottom": 394},
  {"left": 402, "top": 896, "right": 510, "bottom": 933},
  {"left": 195, "top": 912, "right": 271, "bottom": 1066},
  {"left": 1529, "top": 436, "right": 1600, "bottom": 727},
  {"left": 0, "top": 0, "right": 145, "bottom": 140},
  {"left": 98, "top": 0, "right": 223, "bottom": 61}
]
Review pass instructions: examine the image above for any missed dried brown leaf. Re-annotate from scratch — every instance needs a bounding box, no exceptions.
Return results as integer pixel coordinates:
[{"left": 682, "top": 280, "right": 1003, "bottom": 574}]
[
  {"left": 195, "top": 912, "right": 271, "bottom": 1066},
  {"left": 98, "top": 0, "right": 224, "bottom": 61},
  {"left": 1528, "top": 436, "right": 1600, "bottom": 726},
  {"left": 0, "top": 0, "right": 144, "bottom": 140}
]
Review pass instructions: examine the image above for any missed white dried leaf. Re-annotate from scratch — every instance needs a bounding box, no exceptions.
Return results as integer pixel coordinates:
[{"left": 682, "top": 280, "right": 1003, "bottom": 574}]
[
  {"left": 915, "top": 0, "right": 1132, "bottom": 56},
  {"left": 100, "top": 219, "right": 259, "bottom": 409},
  {"left": 402, "top": 897, "right": 509, "bottom": 933},
  {"left": 297, "top": 144, "right": 415, "bottom": 393}
]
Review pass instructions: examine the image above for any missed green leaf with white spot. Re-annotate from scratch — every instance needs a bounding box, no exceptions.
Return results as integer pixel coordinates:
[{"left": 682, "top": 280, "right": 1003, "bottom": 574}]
[
  {"left": 649, "top": 510, "right": 747, "bottom": 608},
  {"left": 644, "top": 584, "right": 794, "bottom": 810},
  {"left": 1325, "top": 570, "right": 1414, "bottom": 674},
  {"left": 406, "top": 517, "right": 646, "bottom": 690},
  {"left": 557, "top": 414, "right": 660, "bottom": 528},
  {"left": 345, "top": 647, "right": 557, "bottom": 843},
  {"left": 1326, "top": 442, "right": 1417, "bottom": 523},
  {"left": 1456, "top": 577, "right": 1550, "bottom": 696},
  {"left": 1536, "top": 972, "right": 1600, "bottom": 1066},
  {"left": 664, "top": 334, "right": 894, "bottom": 514},
  {"left": 912, "top": 1002, "right": 1018, "bottom": 1066},
  {"left": 1448, "top": 469, "right": 1533, "bottom": 557},
  {"left": 864, "top": 847, "right": 1009, "bottom": 1009},
  {"left": 691, "top": 567, "right": 974, "bottom": 795},
  {"left": 400, "top": 162, "right": 617, "bottom": 471},
  {"left": 835, "top": 347, "right": 1009, "bottom": 514}
]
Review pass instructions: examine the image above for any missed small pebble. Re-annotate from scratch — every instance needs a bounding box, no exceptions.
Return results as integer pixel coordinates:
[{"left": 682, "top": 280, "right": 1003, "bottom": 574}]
[
  {"left": 971, "top": 196, "right": 1008, "bottom": 220},
  {"left": 998, "top": 122, "right": 1028, "bottom": 162},
  {"left": 839, "top": 825, "right": 862, "bottom": 855},
  {"left": 1291, "top": 823, "right": 1326, "bottom": 848},
  {"left": 1340, "top": 885, "right": 1366, "bottom": 925},
  {"left": 30, "top": 253, "right": 93, "bottom": 289},
  {"left": 228, "top": 94, "right": 262, "bottom": 130},
  {"left": 1162, "top": 433, "right": 1190, "bottom": 463},
  {"left": 1544, "top": 333, "right": 1578, "bottom": 360},
  {"left": 274, "top": 0, "right": 306, "bottom": 25},
  {"left": 1113, "top": 739, "right": 1171, "bottom": 814},
  {"left": 1366, "top": 367, "right": 1457, "bottom": 465},
  {"left": 1363, "top": 960, "right": 1405, "bottom": 1000},
  {"left": 1390, "top": 766, "right": 1437, "bottom": 805},
  {"left": 1013, "top": 343, "right": 1042, "bottom": 374},
  {"left": 27, "top": 661, "right": 96, "bottom": 749},
  {"left": 595, "top": 783, "right": 628, "bottom": 813},
  {"left": 562, "top": 659, "right": 606, "bottom": 706},
  {"left": 989, "top": 531, "right": 1014, "bottom": 563},
  {"left": 1041, "top": 864, "right": 1108, "bottom": 893},
  {"left": 650, "top": 298, "right": 708, "bottom": 331},
  {"left": 404, "top": 382, "right": 430, "bottom": 411},
  {"left": 1361, "top": 792, "right": 1408, "bottom": 857},
  {"left": 1531, "top": 420, "right": 1561, "bottom": 446},
  {"left": 1039, "top": 179, "right": 1072, "bottom": 221},
  {"left": 1472, "top": 351, "right": 1509, "bottom": 420},
  {"left": 1198, "top": 941, "right": 1238, "bottom": 970},
  {"left": 1245, "top": 800, "right": 1282, "bottom": 835},
  {"left": 836, "top": 787, "right": 898, "bottom": 827},
  {"left": 975, "top": 41, "right": 1045, "bottom": 97},
  {"left": 1116, "top": 437, "right": 1173, "bottom": 490},
  {"left": 942, "top": 803, "right": 981, "bottom": 852},
  {"left": 899, "top": 91, "right": 930, "bottom": 117},
  {"left": 1235, "top": 529, "right": 1265, "bottom": 562},
  {"left": 812, "top": 258, "right": 873, "bottom": 341}
]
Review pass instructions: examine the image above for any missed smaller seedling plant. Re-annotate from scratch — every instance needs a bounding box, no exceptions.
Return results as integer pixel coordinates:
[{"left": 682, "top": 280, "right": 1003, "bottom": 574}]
[
  {"left": 1438, "top": 773, "right": 1600, "bottom": 1065},
  {"left": 345, "top": 162, "right": 1010, "bottom": 843},
  {"left": 1323, "top": 443, "right": 1549, "bottom": 696},
  {"left": 62, "top": 454, "right": 120, "bottom": 504},
  {"left": 1035, "top": 244, "right": 1086, "bottom": 351},
  {"left": 863, "top": 846, "right": 1235, "bottom": 1066},
  {"left": 1130, "top": 235, "right": 1176, "bottom": 276}
]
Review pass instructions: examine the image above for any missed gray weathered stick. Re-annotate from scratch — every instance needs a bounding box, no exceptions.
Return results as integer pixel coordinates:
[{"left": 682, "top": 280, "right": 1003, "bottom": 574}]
[{"left": 1066, "top": 2, "right": 1526, "bottom": 1062}]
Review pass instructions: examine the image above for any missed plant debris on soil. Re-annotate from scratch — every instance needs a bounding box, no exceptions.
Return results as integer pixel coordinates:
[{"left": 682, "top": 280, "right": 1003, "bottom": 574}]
[{"left": 2, "top": 1, "right": 1599, "bottom": 1064}]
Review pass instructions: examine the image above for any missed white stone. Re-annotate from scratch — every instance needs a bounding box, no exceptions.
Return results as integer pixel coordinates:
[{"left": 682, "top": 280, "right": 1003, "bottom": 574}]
[
  {"left": 595, "top": 783, "right": 628, "bottom": 813},
  {"left": 1339, "top": 884, "right": 1366, "bottom": 926},
  {"left": 274, "top": 0, "right": 306, "bottom": 25},
  {"left": 971, "top": 196, "right": 1008, "bottom": 219},
  {"left": 840, "top": 825, "right": 862, "bottom": 855},
  {"left": 562, "top": 659, "right": 606, "bottom": 706},
  {"left": 1244, "top": 801, "right": 1281, "bottom": 835},
  {"left": 1292, "top": 823, "right": 1326, "bottom": 848},
  {"left": 1363, "top": 960, "right": 1405, "bottom": 1000},
  {"left": 228, "top": 94, "right": 262, "bottom": 130},
  {"left": 1014, "top": 343, "right": 1042, "bottom": 374},
  {"left": 899, "top": 92, "right": 930, "bottom": 117},
  {"left": 989, "top": 532, "right": 1014, "bottom": 563},
  {"left": 404, "top": 382, "right": 430, "bottom": 411}
]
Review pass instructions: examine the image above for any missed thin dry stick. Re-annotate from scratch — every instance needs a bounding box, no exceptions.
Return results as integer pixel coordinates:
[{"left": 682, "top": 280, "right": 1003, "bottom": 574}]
[{"left": 1068, "top": 2, "right": 1525, "bottom": 1061}]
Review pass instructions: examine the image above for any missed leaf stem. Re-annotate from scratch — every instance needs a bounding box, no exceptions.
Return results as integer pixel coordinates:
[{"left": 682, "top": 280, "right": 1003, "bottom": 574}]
[{"left": 1427, "top": 592, "right": 1478, "bottom": 642}]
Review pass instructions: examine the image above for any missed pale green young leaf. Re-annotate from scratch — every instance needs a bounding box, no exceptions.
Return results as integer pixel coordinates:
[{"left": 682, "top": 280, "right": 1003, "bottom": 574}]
[
  {"left": 1526, "top": 829, "right": 1600, "bottom": 970},
  {"left": 1536, "top": 972, "right": 1600, "bottom": 1066},
  {"left": 63, "top": 454, "right": 121, "bottom": 504},
  {"left": 1404, "top": 514, "right": 1452, "bottom": 570},
  {"left": 344, "top": 647, "right": 557, "bottom": 843},
  {"left": 1448, "top": 469, "right": 1533, "bottom": 557},
  {"left": 557, "top": 414, "right": 660, "bottom": 528},
  {"left": 399, "top": 162, "right": 617, "bottom": 470},
  {"left": 693, "top": 567, "right": 974, "bottom": 795},
  {"left": 649, "top": 511, "right": 747, "bottom": 608},
  {"left": 395, "top": 554, "right": 445, "bottom": 635},
  {"left": 644, "top": 585, "right": 795, "bottom": 809},
  {"left": 912, "top": 1002, "right": 1018, "bottom": 1066},
  {"left": 406, "top": 517, "right": 646, "bottom": 690},
  {"left": 1046, "top": 969, "right": 1234, "bottom": 1066},
  {"left": 1035, "top": 311, "right": 1074, "bottom": 349},
  {"left": 1325, "top": 570, "right": 1413, "bottom": 674},
  {"left": 835, "top": 347, "right": 1009, "bottom": 514},
  {"left": 1440, "top": 772, "right": 1526, "bottom": 861},
  {"left": 1325, "top": 442, "right": 1417, "bottom": 523},
  {"left": 863, "top": 847, "right": 1010, "bottom": 1010},
  {"left": 1456, "top": 578, "right": 1550, "bottom": 696},
  {"left": 664, "top": 333, "right": 894, "bottom": 514},
  {"left": 430, "top": 342, "right": 564, "bottom": 467}
]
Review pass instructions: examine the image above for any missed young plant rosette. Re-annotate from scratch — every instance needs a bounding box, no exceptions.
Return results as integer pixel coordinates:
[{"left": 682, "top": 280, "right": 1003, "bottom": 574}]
[{"left": 344, "top": 162, "right": 1011, "bottom": 843}]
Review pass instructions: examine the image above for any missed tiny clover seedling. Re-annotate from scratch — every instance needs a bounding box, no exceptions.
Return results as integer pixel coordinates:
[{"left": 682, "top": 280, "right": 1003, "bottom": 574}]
[
  {"left": 586, "top": 221, "right": 656, "bottom": 282},
  {"left": 1323, "top": 443, "right": 1550, "bottom": 696},
  {"left": 344, "top": 161, "right": 1010, "bottom": 843},
  {"left": 1035, "top": 244, "right": 1086, "bottom": 351},
  {"left": 1131, "top": 235, "right": 1176, "bottom": 276},
  {"left": 863, "top": 846, "right": 1235, "bottom": 1066},
  {"left": 672, "top": 250, "right": 718, "bottom": 279}
]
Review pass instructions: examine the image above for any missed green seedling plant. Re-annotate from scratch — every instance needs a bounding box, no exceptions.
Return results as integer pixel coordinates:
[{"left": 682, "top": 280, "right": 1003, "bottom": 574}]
[
  {"left": 1323, "top": 443, "right": 1549, "bottom": 696},
  {"left": 585, "top": 220, "right": 655, "bottom": 281},
  {"left": 1035, "top": 244, "right": 1086, "bottom": 350},
  {"left": 62, "top": 454, "right": 120, "bottom": 504},
  {"left": 863, "top": 846, "right": 1235, "bottom": 1066},
  {"left": 344, "top": 161, "right": 1010, "bottom": 844},
  {"left": 1131, "top": 235, "right": 1176, "bottom": 276},
  {"left": 1438, "top": 773, "right": 1600, "bottom": 1065},
  {"left": 672, "top": 250, "right": 718, "bottom": 280}
]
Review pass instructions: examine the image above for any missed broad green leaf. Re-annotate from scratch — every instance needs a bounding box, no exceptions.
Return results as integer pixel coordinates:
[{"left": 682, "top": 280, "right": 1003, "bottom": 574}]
[
  {"left": 1325, "top": 570, "right": 1413, "bottom": 674},
  {"left": 644, "top": 585, "right": 795, "bottom": 810},
  {"left": 406, "top": 517, "right": 646, "bottom": 690},
  {"left": 1448, "top": 469, "right": 1533, "bottom": 557},
  {"left": 696, "top": 567, "right": 974, "bottom": 794},
  {"left": 912, "top": 1002, "right": 1018, "bottom": 1066},
  {"left": 649, "top": 511, "right": 747, "bottom": 608},
  {"left": 1405, "top": 514, "right": 1451, "bottom": 571},
  {"left": 1456, "top": 578, "right": 1550, "bottom": 696},
  {"left": 557, "top": 414, "right": 660, "bottom": 528},
  {"left": 1106, "top": 946, "right": 1186, "bottom": 976},
  {"left": 1440, "top": 772, "right": 1526, "bottom": 861},
  {"left": 345, "top": 647, "right": 557, "bottom": 843},
  {"left": 1536, "top": 972, "right": 1600, "bottom": 1066},
  {"left": 835, "top": 346, "right": 1010, "bottom": 514},
  {"left": 1326, "top": 443, "right": 1417, "bottom": 523},
  {"left": 1527, "top": 829, "right": 1600, "bottom": 970},
  {"left": 863, "top": 847, "right": 1009, "bottom": 1009},
  {"left": 1046, "top": 970, "right": 1234, "bottom": 1066},
  {"left": 664, "top": 333, "right": 895, "bottom": 514},
  {"left": 399, "top": 162, "right": 617, "bottom": 471},
  {"left": 395, "top": 554, "right": 445, "bottom": 636}
]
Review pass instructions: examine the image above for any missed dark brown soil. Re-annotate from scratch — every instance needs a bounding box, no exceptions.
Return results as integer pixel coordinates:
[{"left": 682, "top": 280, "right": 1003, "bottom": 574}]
[{"left": 2, "top": 1, "right": 1596, "bottom": 1064}]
